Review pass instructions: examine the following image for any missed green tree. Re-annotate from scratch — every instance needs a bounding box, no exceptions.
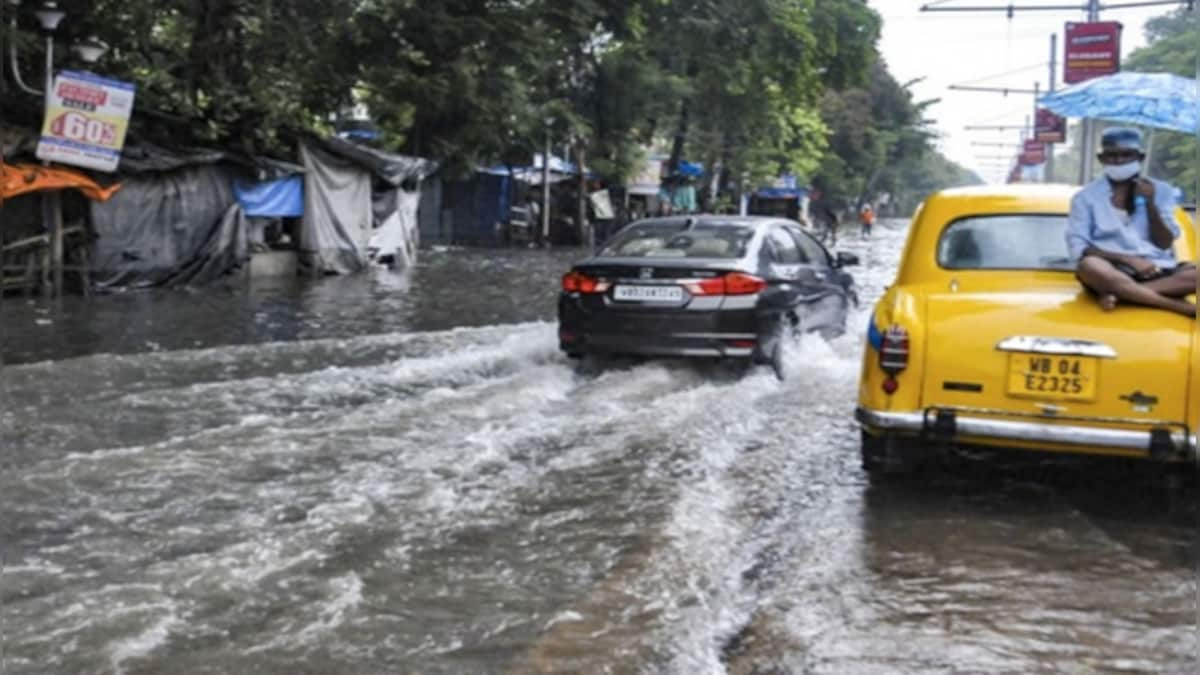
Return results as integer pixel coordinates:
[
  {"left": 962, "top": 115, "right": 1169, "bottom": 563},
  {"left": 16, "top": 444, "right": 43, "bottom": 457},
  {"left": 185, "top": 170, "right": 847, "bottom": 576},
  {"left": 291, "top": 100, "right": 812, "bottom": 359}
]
[{"left": 1123, "top": 8, "right": 1200, "bottom": 200}]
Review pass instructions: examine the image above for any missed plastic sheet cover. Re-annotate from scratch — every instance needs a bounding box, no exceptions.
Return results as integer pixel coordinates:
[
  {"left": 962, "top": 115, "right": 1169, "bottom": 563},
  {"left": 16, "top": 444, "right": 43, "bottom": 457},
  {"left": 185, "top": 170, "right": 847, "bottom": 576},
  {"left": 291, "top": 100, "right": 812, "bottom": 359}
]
[
  {"left": 234, "top": 176, "right": 303, "bottom": 217},
  {"left": 299, "top": 141, "right": 373, "bottom": 274},
  {"left": 1, "top": 162, "right": 122, "bottom": 201},
  {"left": 88, "top": 164, "right": 248, "bottom": 287},
  {"left": 369, "top": 187, "right": 420, "bottom": 269}
]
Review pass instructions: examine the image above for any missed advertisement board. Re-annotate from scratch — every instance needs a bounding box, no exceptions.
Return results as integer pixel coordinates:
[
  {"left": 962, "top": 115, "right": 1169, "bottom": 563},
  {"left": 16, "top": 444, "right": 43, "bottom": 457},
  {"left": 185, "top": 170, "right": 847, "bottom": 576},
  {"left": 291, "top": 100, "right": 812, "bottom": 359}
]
[
  {"left": 1034, "top": 108, "right": 1066, "bottom": 143},
  {"left": 1019, "top": 140, "right": 1046, "bottom": 165},
  {"left": 36, "top": 70, "right": 136, "bottom": 173},
  {"left": 1063, "top": 21, "right": 1122, "bottom": 84}
]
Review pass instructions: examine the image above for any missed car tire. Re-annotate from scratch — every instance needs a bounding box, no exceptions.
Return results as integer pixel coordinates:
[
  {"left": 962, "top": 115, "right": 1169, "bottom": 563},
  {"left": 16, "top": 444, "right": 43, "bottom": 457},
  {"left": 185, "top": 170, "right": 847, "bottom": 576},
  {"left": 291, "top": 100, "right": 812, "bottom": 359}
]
[{"left": 770, "top": 337, "right": 786, "bottom": 381}]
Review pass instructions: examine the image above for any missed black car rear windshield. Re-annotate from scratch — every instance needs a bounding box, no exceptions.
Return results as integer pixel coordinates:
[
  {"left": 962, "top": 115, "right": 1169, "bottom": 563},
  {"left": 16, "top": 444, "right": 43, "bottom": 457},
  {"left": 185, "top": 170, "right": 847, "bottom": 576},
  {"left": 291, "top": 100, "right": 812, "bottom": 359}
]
[
  {"left": 600, "top": 222, "right": 753, "bottom": 259},
  {"left": 938, "top": 214, "right": 1072, "bottom": 271}
]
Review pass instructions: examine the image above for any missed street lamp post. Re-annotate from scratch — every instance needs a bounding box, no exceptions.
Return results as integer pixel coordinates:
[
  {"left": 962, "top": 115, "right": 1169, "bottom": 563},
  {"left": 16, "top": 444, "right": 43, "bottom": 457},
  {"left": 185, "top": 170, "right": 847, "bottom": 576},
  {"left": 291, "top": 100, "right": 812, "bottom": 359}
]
[
  {"left": 5, "top": 1, "right": 108, "bottom": 298},
  {"left": 32, "top": 1, "right": 66, "bottom": 296}
]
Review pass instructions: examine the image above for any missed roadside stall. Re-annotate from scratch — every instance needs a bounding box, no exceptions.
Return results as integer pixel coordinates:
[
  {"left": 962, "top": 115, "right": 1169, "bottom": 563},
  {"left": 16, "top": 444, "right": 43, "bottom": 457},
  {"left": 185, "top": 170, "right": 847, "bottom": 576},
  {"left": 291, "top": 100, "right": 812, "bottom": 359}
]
[
  {"left": 299, "top": 136, "right": 435, "bottom": 274},
  {"left": 1, "top": 160, "right": 121, "bottom": 294}
]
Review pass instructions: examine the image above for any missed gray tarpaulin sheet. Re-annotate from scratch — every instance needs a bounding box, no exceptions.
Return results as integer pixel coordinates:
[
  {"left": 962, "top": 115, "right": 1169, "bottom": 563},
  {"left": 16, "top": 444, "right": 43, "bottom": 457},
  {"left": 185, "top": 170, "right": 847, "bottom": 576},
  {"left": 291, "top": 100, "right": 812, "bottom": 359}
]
[
  {"left": 300, "top": 141, "right": 373, "bottom": 274},
  {"left": 369, "top": 187, "right": 420, "bottom": 269},
  {"left": 88, "top": 164, "right": 248, "bottom": 287},
  {"left": 300, "top": 139, "right": 436, "bottom": 274},
  {"left": 117, "top": 141, "right": 304, "bottom": 180},
  {"left": 314, "top": 136, "right": 437, "bottom": 187}
]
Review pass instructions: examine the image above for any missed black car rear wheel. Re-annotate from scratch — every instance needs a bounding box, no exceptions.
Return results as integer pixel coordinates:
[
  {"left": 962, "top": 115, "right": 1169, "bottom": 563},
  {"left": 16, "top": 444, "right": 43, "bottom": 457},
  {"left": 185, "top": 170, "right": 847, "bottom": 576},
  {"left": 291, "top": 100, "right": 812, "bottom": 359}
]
[
  {"left": 760, "top": 315, "right": 795, "bottom": 381},
  {"left": 769, "top": 337, "right": 786, "bottom": 381}
]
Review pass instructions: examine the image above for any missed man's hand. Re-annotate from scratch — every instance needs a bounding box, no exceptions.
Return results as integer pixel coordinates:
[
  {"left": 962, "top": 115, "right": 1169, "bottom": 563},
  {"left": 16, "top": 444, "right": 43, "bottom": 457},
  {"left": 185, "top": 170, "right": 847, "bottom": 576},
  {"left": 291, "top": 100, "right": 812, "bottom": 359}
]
[
  {"left": 1135, "top": 178, "right": 1156, "bottom": 200},
  {"left": 1128, "top": 256, "right": 1161, "bottom": 279}
]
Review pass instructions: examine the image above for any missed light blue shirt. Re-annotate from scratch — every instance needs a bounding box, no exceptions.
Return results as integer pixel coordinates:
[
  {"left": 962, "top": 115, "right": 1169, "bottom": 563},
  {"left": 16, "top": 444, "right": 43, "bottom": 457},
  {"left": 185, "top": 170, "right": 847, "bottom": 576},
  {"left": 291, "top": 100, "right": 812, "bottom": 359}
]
[{"left": 1065, "top": 177, "right": 1181, "bottom": 267}]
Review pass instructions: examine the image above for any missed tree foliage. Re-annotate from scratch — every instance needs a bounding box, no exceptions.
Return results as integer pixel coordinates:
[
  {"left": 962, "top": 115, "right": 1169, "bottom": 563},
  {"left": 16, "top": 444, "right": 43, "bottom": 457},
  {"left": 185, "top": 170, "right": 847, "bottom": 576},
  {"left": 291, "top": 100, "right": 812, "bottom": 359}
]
[
  {"left": 1, "top": 0, "right": 973, "bottom": 204},
  {"left": 1121, "top": 8, "right": 1200, "bottom": 200}
]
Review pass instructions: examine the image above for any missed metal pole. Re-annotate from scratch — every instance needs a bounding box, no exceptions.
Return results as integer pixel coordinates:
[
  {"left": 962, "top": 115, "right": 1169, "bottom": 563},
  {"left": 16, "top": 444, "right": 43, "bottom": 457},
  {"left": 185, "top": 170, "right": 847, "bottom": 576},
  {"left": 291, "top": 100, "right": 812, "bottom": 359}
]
[
  {"left": 1046, "top": 33, "right": 1057, "bottom": 181},
  {"left": 1033, "top": 82, "right": 1042, "bottom": 181},
  {"left": 541, "top": 128, "right": 551, "bottom": 247},
  {"left": 43, "top": 33, "right": 63, "bottom": 297},
  {"left": 1078, "top": 0, "right": 1102, "bottom": 185}
]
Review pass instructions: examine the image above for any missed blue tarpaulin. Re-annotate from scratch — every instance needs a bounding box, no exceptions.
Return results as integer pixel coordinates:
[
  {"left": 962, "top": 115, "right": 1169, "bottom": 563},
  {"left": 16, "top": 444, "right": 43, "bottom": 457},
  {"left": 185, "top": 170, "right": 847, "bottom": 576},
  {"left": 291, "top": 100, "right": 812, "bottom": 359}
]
[
  {"left": 234, "top": 176, "right": 304, "bottom": 218},
  {"left": 1038, "top": 72, "right": 1199, "bottom": 134},
  {"left": 754, "top": 187, "right": 808, "bottom": 199}
]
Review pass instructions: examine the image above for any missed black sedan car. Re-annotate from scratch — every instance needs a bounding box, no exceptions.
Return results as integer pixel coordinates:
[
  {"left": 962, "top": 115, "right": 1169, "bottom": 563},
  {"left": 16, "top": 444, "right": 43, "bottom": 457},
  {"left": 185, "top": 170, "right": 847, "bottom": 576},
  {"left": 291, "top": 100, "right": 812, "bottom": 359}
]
[{"left": 558, "top": 215, "right": 858, "bottom": 377}]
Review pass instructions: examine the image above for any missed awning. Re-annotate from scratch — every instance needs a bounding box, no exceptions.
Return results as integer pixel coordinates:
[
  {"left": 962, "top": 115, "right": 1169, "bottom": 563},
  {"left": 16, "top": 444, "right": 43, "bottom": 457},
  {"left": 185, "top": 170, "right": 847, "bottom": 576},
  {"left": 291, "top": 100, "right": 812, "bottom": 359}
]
[
  {"left": 1, "top": 161, "right": 121, "bottom": 201},
  {"left": 234, "top": 175, "right": 304, "bottom": 218}
]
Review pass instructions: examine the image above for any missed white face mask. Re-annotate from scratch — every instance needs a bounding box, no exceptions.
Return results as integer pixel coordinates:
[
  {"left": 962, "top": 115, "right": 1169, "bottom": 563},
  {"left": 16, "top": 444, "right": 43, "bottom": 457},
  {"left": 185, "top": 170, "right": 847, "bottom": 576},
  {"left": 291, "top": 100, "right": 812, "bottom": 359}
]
[{"left": 1103, "top": 160, "right": 1141, "bottom": 182}]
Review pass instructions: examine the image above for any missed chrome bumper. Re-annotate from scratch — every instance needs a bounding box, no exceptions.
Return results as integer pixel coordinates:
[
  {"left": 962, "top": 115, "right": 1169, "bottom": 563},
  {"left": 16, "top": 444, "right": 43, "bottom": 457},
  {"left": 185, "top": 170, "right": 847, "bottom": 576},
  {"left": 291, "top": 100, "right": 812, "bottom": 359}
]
[{"left": 856, "top": 407, "right": 1197, "bottom": 461}]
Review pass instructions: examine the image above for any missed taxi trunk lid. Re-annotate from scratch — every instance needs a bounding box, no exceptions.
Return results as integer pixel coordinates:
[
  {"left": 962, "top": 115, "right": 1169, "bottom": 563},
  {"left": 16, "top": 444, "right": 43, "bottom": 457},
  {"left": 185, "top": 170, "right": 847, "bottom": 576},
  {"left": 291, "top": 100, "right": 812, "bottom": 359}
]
[{"left": 919, "top": 290, "right": 1193, "bottom": 425}]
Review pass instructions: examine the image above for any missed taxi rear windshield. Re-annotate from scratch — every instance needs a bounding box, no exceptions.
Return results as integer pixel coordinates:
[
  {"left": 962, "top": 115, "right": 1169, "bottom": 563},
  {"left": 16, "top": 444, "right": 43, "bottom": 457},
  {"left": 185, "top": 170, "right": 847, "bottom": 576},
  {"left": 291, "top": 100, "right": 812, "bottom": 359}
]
[
  {"left": 600, "top": 223, "right": 753, "bottom": 259},
  {"left": 937, "top": 214, "right": 1072, "bottom": 271}
]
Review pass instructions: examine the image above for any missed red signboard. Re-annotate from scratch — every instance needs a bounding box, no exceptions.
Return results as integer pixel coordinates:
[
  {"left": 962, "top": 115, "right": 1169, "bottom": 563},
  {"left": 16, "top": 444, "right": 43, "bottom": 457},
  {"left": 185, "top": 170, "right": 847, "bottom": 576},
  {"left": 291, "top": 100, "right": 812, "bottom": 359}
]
[
  {"left": 1064, "top": 21, "right": 1122, "bottom": 84},
  {"left": 1019, "top": 139, "right": 1046, "bottom": 165},
  {"left": 1034, "top": 108, "right": 1066, "bottom": 143}
]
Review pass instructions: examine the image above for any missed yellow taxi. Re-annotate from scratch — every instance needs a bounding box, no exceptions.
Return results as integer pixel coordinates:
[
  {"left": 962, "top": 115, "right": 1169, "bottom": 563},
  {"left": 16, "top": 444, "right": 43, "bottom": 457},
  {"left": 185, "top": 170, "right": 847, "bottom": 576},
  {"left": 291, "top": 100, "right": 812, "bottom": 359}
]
[{"left": 856, "top": 184, "right": 1197, "bottom": 473}]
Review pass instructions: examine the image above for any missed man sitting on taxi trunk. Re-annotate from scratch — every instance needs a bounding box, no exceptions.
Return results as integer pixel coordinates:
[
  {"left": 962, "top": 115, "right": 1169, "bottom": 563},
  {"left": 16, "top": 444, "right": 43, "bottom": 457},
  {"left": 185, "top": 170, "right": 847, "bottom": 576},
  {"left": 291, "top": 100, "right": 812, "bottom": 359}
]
[{"left": 1067, "top": 127, "right": 1196, "bottom": 318}]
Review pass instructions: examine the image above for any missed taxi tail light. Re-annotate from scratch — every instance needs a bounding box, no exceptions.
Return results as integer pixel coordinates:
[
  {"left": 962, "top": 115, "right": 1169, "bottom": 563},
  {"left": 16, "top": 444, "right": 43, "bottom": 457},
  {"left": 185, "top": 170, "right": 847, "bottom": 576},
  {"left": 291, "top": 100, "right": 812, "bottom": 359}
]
[
  {"left": 562, "top": 271, "right": 608, "bottom": 294},
  {"left": 879, "top": 325, "right": 909, "bottom": 375},
  {"left": 683, "top": 272, "right": 766, "bottom": 296}
]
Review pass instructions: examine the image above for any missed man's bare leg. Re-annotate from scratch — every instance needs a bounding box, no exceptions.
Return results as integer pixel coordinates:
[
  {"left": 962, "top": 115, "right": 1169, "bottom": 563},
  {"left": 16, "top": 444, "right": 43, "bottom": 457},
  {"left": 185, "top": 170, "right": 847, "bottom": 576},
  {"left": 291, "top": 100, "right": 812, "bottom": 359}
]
[
  {"left": 1142, "top": 266, "right": 1197, "bottom": 299},
  {"left": 1077, "top": 257, "right": 1197, "bottom": 317}
]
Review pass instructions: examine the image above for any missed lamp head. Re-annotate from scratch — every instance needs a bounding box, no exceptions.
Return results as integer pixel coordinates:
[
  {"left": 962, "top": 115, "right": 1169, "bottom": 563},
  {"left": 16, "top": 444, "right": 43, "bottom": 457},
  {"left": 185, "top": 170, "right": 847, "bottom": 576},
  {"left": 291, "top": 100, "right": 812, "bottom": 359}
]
[
  {"left": 34, "top": 1, "right": 65, "bottom": 32},
  {"left": 72, "top": 37, "right": 108, "bottom": 64}
]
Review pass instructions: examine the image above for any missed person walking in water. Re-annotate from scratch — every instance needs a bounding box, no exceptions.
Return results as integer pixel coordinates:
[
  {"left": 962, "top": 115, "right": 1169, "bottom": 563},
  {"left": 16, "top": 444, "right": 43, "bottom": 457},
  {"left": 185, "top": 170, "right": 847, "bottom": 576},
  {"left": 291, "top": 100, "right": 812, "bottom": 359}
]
[
  {"left": 859, "top": 204, "right": 875, "bottom": 238},
  {"left": 1067, "top": 127, "right": 1195, "bottom": 318}
]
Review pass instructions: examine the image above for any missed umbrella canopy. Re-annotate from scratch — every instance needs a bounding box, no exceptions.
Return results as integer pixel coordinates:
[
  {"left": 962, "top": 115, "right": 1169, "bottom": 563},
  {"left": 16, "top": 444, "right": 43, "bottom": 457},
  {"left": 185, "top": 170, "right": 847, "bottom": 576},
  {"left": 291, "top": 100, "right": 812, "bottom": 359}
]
[{"left": 1038, "top": 72, "right": 1198, "bottom": 134}]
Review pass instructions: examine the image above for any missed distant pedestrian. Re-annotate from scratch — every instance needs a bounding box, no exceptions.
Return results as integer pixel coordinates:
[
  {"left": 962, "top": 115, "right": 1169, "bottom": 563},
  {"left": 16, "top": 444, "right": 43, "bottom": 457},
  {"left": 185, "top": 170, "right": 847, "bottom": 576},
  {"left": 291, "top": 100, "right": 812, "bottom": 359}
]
[
  {"left": 859, "top": 204, "right": 875, "bottom": 238},
  {"left": 810, "top": 196, "right": 838, "bottom": 246}
]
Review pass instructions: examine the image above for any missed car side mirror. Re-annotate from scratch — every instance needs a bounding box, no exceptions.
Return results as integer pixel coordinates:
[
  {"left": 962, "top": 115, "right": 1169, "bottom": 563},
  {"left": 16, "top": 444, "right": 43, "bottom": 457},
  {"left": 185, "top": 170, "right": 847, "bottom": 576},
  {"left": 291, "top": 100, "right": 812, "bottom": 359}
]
[{"left": 835, "top": 251, "right": 860, "bottom": 267}]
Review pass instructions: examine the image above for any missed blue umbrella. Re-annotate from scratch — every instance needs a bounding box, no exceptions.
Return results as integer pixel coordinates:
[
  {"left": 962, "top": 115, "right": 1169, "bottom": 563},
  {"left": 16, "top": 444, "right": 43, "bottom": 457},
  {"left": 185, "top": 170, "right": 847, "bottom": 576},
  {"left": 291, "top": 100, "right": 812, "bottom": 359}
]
[{"left": 1037, "top": 71, "right": 1199, "bottom": 134}]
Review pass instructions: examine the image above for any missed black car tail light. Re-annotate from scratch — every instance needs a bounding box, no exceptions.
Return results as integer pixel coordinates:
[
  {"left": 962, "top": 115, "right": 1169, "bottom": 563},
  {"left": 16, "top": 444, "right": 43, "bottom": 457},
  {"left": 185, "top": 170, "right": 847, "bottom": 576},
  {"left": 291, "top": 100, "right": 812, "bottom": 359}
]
[
  {"left": 562, "top": 271, "right": 609, "bottom": 294},
  {"left": 682, "top": 272, "right": 766, "bottom": 296}
]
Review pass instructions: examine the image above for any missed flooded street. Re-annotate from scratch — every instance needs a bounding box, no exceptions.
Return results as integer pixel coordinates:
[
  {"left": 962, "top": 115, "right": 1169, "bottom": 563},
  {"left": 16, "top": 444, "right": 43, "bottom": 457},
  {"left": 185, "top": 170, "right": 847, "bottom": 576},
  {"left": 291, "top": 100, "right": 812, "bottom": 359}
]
[{"left": 1, "top": 223, "right": 1196, "bottom": 674}]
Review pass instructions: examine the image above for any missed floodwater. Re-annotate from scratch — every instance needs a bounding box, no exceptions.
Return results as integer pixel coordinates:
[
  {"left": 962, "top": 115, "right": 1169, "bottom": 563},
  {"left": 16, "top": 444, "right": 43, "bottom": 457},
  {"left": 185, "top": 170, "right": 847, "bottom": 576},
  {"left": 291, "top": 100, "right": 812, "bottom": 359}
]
[{"left": 1, "top": 224, "right": 1196, "bottom": 674}]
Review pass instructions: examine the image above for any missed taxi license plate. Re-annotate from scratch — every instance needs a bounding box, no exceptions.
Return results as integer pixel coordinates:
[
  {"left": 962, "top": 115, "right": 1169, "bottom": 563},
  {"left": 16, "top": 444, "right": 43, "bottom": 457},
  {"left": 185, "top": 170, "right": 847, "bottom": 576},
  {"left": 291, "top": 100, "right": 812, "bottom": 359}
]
[
  {"left": 1006, "top": 353, "right": 1097, "bottom": 401},
  {"left": 613, "top": 285, "right": 684, "bottom": 302}
]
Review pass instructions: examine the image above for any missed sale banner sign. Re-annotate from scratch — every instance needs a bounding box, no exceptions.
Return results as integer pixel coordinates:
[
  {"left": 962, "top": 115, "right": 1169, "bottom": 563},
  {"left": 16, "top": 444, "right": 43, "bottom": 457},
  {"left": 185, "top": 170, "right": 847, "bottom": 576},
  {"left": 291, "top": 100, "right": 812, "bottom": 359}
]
[
  {"left": 1019, "top": 139, "right": 1046, "bottom": 165},
  {"left": 1034, "top": 108, "right": 1066, "bottom": 143},
  {"left": 36, "top": 71, "right": 136, "bottom": 173},
  {"left": 1063, "top": 21, "right": 1122, "bottom": 84}
]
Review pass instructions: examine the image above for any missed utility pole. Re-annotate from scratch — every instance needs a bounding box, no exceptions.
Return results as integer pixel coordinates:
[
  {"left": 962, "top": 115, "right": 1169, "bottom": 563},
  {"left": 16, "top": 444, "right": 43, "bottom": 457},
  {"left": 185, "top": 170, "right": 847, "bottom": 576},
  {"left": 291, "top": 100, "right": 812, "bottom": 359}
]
[
  {"left": 1046, "top": 33, "right": 1057, "bottom": 181},
  {"left": 1078, "top": 0, "right": 1100, "bottom": 185},
  {"left": 922, "top": 0, "right": 1192, "bottom": 184},
  {"left": 1032, "top": 83, "right": 1041, "bottom": 181}
]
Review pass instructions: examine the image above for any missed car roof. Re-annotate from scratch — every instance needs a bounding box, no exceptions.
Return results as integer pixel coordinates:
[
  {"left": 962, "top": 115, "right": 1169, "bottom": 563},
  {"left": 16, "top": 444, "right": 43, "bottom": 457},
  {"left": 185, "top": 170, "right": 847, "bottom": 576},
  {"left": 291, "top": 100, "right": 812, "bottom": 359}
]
[
  {"left": 923, "top": 183, "right": 1077, "bottom": 215},
  {"left": 626, "top": 215, "right": 789, "bottom": 232}
]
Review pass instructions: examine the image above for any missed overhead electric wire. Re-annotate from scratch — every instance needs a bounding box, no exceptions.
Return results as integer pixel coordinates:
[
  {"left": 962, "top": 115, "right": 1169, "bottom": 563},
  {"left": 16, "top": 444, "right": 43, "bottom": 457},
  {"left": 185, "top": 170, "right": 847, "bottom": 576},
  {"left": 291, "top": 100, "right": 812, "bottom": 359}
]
[{"left": 953, "top": 62, "right": 1048, "bottom": 87}]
